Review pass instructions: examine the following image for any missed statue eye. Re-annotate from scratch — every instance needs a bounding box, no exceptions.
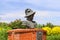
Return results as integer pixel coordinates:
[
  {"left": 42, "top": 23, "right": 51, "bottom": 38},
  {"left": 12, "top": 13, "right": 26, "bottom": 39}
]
[{"left": 27, "top": 11, "right": 30, "bottom": 13}]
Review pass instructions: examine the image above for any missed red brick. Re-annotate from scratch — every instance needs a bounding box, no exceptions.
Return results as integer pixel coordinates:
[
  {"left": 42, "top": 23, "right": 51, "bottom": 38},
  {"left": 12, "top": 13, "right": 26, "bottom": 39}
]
[{"left": 8, "top": 29, "right": 46, "bottom": 40}]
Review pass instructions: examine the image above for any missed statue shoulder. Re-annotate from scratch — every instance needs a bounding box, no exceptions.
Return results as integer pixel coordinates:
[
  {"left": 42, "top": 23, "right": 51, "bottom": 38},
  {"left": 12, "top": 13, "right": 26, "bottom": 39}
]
[{"left": 22, "top": 21, "right": 27, "bottom": 25}]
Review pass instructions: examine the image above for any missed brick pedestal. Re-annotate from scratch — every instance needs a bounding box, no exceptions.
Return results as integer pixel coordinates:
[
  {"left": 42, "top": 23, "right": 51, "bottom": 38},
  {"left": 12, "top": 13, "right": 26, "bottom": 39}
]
[{"left": 7, "top": 29, "right": 46, "bottom": 40}]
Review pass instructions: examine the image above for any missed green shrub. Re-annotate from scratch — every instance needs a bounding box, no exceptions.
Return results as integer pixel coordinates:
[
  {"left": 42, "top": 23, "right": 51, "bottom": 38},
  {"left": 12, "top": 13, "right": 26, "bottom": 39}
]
[
  {"left": 0, "top": 22, "right": 8, "bottom": 28},
  {"left": 36, "top": 24, "right": 42, "bottom": 28},
  {"left": 0, "top": 27, "right": 12, "bottom": 40},
  {"left": 47, "top": 34, "right": 60, "bottom": 40},
  {"left": 42, "top": 27, "right": 60, "bottom": 35},
  {"left": 8, "top": 19, "right": 26, "bottom": 29}
]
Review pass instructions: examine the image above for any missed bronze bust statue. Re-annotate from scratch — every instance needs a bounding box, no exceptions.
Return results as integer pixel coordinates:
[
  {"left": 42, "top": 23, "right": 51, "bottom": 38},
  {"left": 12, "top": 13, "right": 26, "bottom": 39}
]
[{"left": 22, "top": 8, "right": 37, "bottom": 29}]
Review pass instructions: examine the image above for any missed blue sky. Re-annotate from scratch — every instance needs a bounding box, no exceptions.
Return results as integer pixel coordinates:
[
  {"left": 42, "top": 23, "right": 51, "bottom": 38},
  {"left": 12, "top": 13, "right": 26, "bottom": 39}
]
[{"left": 0, "top": 0, "right": 60, "bottom": 25}]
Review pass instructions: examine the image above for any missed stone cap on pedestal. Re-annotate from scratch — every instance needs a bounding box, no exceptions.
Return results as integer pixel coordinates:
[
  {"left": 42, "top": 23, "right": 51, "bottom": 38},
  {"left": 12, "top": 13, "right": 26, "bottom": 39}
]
[{"left": 7, "top": 29, "right": 46, "bottom": 33}]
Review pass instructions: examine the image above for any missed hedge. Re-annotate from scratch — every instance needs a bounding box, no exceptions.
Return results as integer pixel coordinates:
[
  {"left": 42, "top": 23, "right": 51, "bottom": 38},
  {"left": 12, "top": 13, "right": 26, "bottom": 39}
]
[{"left": 0, "top": 27, "right": 12, "bottom": 40}]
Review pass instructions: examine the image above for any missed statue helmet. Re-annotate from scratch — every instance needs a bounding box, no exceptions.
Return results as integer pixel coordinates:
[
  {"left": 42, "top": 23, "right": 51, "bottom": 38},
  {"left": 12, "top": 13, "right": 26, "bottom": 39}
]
[{"left": 25, "top": 8, "right": 35, "bottom": 17}]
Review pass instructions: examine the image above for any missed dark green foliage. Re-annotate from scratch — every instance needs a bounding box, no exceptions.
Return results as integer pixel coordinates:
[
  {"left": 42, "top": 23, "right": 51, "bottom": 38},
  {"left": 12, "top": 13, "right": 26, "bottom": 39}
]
[
  {"left": 36, "top": 23, "right": 55, "bottom": 28},
  {"left": 0, "top": 22, "right": 8, "bottom": 27},
  {"left": 47, "top": 34, "right": 60, "bottom": 40},
  {"left": 42, "top": 24, "right": 45, "bottom": 27},
  {"left": 36, "top": 24, "right": 43, "bottom": 28},
  {"left": 8, "top": 19, "right": 26, "bottom": 29},
  {"left": 46, "top": 23, "right": 54, "bottom": 28}
]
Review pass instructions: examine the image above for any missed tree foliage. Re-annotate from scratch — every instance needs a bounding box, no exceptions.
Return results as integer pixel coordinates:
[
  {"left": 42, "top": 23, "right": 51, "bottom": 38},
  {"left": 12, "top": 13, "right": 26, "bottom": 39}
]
[
  {"left": 8, "top": 19, "right": 26, "bottom": 29},
  {"left": 46, "top": 23, "right": 54, "bottom": 28},
  {"left": 0, "top": 22, "right": 8, "bottom": 28}
]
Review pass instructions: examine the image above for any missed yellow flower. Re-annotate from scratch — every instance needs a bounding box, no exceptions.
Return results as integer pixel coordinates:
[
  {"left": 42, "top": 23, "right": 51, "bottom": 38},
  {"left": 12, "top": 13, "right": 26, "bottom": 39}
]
[
  {"left": 51, "top": 27, "right": 60, "bottom": 34},
  {"left": 42, "top": 26, "right": 60, "bottom": 35},
  {"left": 42, "top": 27, "right": 51, "bottom": 35}
]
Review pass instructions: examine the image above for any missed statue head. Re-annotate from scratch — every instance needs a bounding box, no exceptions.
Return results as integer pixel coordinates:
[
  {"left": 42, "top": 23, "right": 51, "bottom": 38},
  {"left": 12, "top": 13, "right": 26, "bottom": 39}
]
[{"left": 25, "top": 8, "right": 35, "bottom": 21}]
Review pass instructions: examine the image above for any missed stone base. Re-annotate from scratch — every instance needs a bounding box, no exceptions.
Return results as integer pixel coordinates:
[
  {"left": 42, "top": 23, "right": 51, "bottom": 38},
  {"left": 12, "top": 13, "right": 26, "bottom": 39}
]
[{"left": 7, "top": 29, "right": 46, "bottom": 40}]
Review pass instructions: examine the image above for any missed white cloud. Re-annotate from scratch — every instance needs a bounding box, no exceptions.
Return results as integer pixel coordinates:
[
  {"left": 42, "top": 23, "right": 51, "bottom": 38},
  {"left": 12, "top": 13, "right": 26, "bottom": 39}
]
[
  {"left": 0, "top": 11, "right": 25, "bottom": 18},
  {"left": 35, "top": 10, "right": 49, "bottom": 17},
  {"left": 0, "top": 10, "right": 60, "bottom": 25},
  {"left": 33, "top": 10, "right": 60, "bottom": 25},
  {"left": 34, "top": 10, "right": 60, "bottom": 17},
  {"left": 0, "top": 20, "right": 10, "bottom": 23},
  {"left": 0, "top": 11, "right": 25, "bottom": 23}
]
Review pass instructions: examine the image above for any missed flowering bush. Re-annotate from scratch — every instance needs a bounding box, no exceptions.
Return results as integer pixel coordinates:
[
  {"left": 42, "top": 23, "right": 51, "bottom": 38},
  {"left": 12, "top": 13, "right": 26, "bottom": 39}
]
[
  {"left": 42, "top": 26, "right": 60, "bottom": 35},
  {"left": 42, "top": 27, "right": 51, "bottom": 35},
  {"left": 51, "top": 27, "right": 60, "bottom": 34}
]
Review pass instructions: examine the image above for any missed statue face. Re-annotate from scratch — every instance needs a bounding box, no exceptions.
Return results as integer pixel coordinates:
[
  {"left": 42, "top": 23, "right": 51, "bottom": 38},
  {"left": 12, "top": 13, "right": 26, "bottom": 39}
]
[{"left": 27, "top": 13, "right": 35, "bottom": 21}]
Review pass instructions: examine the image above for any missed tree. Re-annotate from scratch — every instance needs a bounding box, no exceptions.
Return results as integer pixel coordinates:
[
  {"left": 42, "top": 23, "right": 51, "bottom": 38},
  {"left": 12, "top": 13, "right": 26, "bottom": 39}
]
[
  {"left": 42, "top": 24, "right": 45, "bottom": 27},
  {"left": 36, "top": 24, "right": 42, "bottom": 28},
  {"left": 8, "top": 19, "right": 26, "bottom": 29},
  {"left": 46, "top": 22, "right": 54, "bottom": 28},
  {"left": 0, "top": 22, "right": 8, "bottom": 27}
]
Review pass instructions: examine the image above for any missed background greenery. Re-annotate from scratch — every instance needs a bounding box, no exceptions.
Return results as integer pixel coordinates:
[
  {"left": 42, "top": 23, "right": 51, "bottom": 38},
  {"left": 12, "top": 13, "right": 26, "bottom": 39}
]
[
  {"left": 0, "top": 19, "right": 60, "bottom": 40},
  {"left": 0, "top": 27, "right": 12, "bottom": 40}
]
